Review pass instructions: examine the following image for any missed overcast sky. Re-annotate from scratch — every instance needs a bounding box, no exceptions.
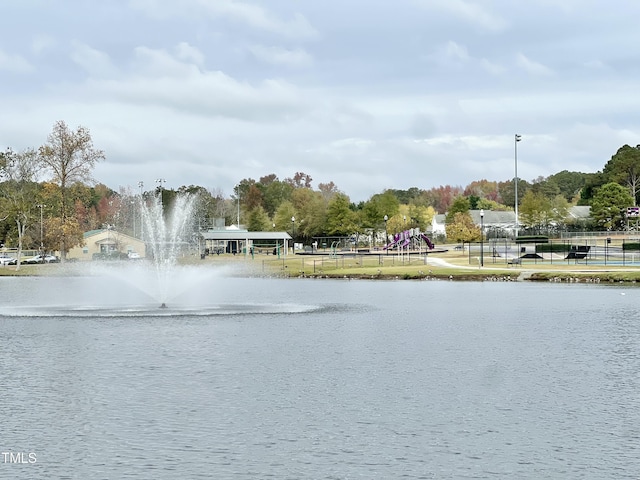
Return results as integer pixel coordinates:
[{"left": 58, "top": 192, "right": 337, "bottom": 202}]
[{"left": 2, "top": 1, "right": 639, "bottom": 202}]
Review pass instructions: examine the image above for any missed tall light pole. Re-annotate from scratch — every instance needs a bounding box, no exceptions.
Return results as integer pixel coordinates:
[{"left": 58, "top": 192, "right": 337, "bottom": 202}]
[
  {"left": 235, "top": 184, "right": 240, "bottom": 226},
  {"left": 383, "top": 214, "right": 388, "bottom": 252},
  {"left": 480, "top": 209, "right": 484, "bottom": 267},
  {"left": 514, "top": 134, "right": 521, "bottom": 238},
  {"left": 291, "top": 216, "right": 295, "bottom": 253},
  {"left": 138, "top": 181, "right": 144, "bottom": 239},
  {"left": 105, "top": 223, "right": 113, "bottom": 257},
  {"left": 36, "top": 204, "right": 46, "bottom": 252},
  {"left": 131, "top": 199, "right": 136, "bottom": 238},
  {"left": 156, "top": 179, "right": 166, "bottom": 212}
]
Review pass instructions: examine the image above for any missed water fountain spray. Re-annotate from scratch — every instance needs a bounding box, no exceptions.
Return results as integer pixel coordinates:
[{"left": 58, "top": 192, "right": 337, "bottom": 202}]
[{"left": 140, "top": 192, "right": 196, "bottom": 308}]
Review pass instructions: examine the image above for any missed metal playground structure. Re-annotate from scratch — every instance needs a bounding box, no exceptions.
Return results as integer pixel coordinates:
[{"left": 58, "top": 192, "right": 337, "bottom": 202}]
[{"left": 384, "top": 229, "right": 435, "bottom": 253}]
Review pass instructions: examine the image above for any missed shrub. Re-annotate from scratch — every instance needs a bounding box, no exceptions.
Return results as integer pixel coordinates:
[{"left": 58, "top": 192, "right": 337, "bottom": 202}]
[{"left": 515, "top": 235, "right": 549, "bottom": 244}]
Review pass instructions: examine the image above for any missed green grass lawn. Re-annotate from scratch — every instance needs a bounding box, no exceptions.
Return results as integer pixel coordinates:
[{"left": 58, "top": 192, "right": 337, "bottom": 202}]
[
  {"left": 3, "top": 248, "right": 640, "bottom": 283},
  {"left": 216, "top": 249, "right": 640, "bottom": 282}
]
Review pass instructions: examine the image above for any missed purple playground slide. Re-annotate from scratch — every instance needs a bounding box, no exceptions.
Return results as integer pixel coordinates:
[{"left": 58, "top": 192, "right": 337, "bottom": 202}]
[
  {"left": 383, "top": 232, "right": 400, "bottom": 250},
  {"left": 420, "top": 233, "right": 435, "bottom": 249},
  {"left": 384, "top": 231, "right": 435, "bottom": 250}
]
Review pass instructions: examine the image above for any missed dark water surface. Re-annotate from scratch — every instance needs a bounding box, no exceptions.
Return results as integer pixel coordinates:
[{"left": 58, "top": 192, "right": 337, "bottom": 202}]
[{"left": 1, "top": 276, "right": 639, "bottom": 479}]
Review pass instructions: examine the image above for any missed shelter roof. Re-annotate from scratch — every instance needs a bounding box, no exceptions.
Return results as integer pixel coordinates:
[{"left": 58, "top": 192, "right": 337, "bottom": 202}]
[{"left": 200, "top": 231, "right": 292, "bottom": 241}]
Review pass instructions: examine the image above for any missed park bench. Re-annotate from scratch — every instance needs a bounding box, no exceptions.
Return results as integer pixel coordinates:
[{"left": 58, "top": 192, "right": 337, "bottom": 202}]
[{"left": 507, "top": 258, "right": 522, "bottom": 267}]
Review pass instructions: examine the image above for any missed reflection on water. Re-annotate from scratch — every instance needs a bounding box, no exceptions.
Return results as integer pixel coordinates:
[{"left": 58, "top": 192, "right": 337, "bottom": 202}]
[
  {"left": 1, "top": 277, "right": 640, "bottom": 479},
  {"left": 0, "top": 303, "right": 325, "bottom": 318}
]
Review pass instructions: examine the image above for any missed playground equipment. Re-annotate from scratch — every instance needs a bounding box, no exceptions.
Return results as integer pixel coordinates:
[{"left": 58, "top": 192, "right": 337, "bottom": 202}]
[
  {"left": 384, "top": 229, "right": 435, "bottom": 251},
  {"left": 329, "top": 241, "right": 340, "bottom": 258}
]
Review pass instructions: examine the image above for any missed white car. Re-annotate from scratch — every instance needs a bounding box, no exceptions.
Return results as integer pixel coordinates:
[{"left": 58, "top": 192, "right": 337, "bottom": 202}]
[
  {"left": 24, "top": 254, "right": 59, "bottom": 264},
  {"left": 127, "top": 252, "right": 141, "bottom": 259},
  {"left": 0, "top": 255, "right": 17, "bottom": 266}
]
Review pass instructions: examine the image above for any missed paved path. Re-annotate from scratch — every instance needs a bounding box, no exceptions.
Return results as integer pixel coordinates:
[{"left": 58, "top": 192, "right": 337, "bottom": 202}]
[
  {"left": 425, "top": 257, "right": 467, "bottom": 268},
  {"left": 426, "top": 255, "right": 640, "bottom": 280}
]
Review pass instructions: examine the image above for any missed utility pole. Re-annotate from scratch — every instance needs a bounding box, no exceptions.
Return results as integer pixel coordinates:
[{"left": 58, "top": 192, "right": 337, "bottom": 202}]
[{"left": 514, "top": 134, "right": 521, "bottom": 238}]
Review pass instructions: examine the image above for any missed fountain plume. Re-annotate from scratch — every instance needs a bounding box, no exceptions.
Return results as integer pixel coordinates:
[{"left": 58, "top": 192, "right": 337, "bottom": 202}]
[{"left": 140, "top": 193, "right": 196, "bottom": 306}]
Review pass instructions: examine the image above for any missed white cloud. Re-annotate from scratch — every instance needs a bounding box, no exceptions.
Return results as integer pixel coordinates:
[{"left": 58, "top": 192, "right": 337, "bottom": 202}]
[
  {"left": 199, "top": 2, "right": 318, "bottom": 39},
  {"left": 63, "top": 45, "right": 309, "bottom": 123},
  {"left": 130, "top": 0, "right": 318, "bottom": 39},
  {"left": 174, "top": 42, "right": 205, "bottom": 66},
  {"left": 425, "top": 41, "right": 470, "bottom": 69},
  {"left": 2, "top": 1, "right": 640, "bottom": 202},
  {"left": 0, "top": 50, "right": 34, "bottom": 73},
  {"left": 31, "top": 35, "right": 56, "bottom": 55},
  {"left": 583, "top": 59, "right": 608, "bottom": 70},
  {"left": 444, "top": 41, "right": 469, "bottom": 62},
  {"left": 329, "top": 137, "right": 374, "bottom": 150},
  {"left": 70, "top": 42, "right": 117, "bottom": 77},
  {"left": 515, "top": 53, "right": 554, "bottom": 76},
  {"left": 414, "top": 0, "right": 508, "bottom": 32},
  {"left": 132, "top": 46, "right": 196, "bottom": 77},
  {"left": 247, "top": 45, "right": 313, "bottom": 68},
  {"left": 479, "top": 58, "right": 506, "bottom": 75}
]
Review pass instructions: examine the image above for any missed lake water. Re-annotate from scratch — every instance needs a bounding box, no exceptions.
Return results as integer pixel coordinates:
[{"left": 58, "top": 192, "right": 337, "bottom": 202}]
[{"left": 1, "top": 274, "right": 639, "bottom": 479}]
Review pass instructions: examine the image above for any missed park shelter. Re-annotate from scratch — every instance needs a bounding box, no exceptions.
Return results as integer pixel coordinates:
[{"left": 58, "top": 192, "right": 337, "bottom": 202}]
[{"left": 199, "top": 230, "right": 293, "bottom": 256}]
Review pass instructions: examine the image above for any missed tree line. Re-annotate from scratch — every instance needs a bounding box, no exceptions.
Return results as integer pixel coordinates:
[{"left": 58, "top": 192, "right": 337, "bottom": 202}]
[{"left": 2, "top": 121, "right": 639, "bottom": 263}]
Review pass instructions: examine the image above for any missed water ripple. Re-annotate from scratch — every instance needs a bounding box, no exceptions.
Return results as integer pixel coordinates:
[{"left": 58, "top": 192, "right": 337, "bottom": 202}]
[{"left": 2, "top": 280, "right": 640, "bottom": 478}]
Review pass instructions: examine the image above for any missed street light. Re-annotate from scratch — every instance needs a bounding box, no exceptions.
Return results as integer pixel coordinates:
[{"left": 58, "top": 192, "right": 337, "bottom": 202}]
[
  {"left": 383, "top": 215, "right": 388, "bottom": 251},
  {"left": 131, "top": 199, "right": 136, "bottom": 238},
  {"left": 480, "top": 209, "right": 484, "bottom": 267},
  {"left": 514, "top": 134, "right": 521, "bottom": 238},
  {"left": 235, "top": 184, "right": 240, "bottom": 227},
  {"left": 138, "top": 181, "right": 144, "bottom": 240},
  {"left": 36, "top": 204, "right": 46, "bottom": 252},
  {"left": 291, "top": 216, "right": 295, "bottom": 253},
  {"left": 105, "top": 223, "right": 113, "bottom": 257},
  {"left": 156, "top": 179, "right": 166, "bottom": 210}
]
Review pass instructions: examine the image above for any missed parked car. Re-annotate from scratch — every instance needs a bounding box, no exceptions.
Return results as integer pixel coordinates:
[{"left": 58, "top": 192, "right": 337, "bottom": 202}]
[
  {"left": 24, "top": 254, "right": 60, "bottom": 264},
  {"left": 0, "top": 255, "right": 17, "bottom": 266}
]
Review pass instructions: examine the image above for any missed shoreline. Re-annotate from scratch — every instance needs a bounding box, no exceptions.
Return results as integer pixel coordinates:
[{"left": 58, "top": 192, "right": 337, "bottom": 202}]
[
  {"left": 2, "top": 254, "right": 640, "bottom": 284},
  {"left": 281, "top": 270, "right": 637, "bottom": 284}
]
